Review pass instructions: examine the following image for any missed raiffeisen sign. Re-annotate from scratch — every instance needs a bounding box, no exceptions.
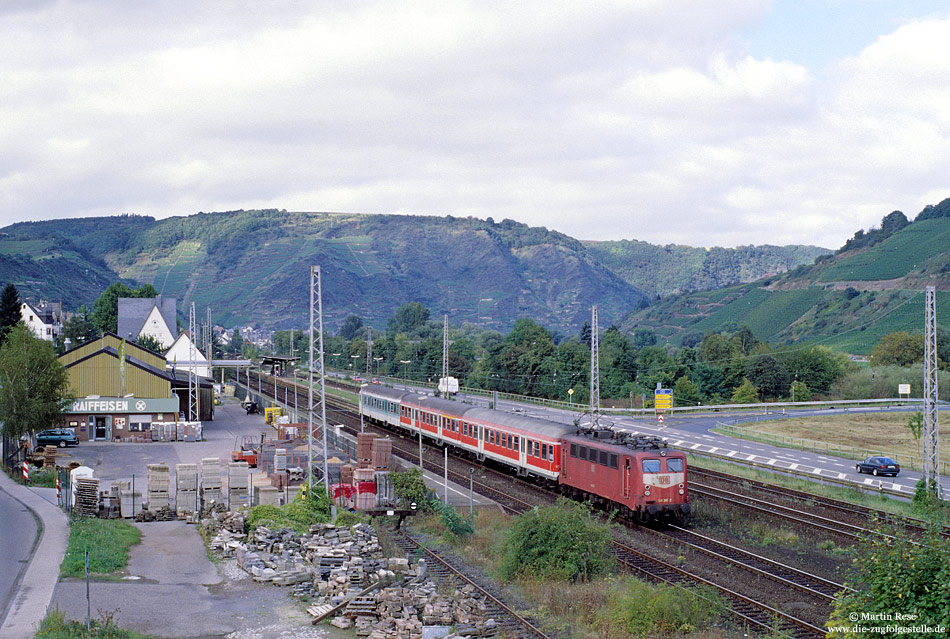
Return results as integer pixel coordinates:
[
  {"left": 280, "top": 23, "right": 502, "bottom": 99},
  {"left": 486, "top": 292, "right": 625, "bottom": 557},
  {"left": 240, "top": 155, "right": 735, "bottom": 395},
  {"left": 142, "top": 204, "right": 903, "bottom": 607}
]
[{"left": 67, "top": 396, "right": 180, "bottom": 414}]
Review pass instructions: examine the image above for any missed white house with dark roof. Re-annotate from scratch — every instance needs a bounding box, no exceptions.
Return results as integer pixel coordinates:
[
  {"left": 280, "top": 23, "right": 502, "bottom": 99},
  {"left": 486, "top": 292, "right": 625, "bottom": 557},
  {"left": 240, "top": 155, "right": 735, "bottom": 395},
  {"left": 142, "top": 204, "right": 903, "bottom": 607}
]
[
  {"left": 21, "top": 300, "right": 64, "bottom": 341},
  {"left": 165, "top": 331, "right": 210, "bottom": 378},
  {"left": 117, "top": 295, "right": 178, "bottom": 349}
]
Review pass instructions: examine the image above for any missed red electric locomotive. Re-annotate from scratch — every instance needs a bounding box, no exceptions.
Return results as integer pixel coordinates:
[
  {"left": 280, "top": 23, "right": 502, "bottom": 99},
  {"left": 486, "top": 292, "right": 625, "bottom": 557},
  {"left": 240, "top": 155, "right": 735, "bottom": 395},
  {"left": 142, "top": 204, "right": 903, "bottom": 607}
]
[{"left": 559, "top": 429, "right": 689, "bottom": 522}]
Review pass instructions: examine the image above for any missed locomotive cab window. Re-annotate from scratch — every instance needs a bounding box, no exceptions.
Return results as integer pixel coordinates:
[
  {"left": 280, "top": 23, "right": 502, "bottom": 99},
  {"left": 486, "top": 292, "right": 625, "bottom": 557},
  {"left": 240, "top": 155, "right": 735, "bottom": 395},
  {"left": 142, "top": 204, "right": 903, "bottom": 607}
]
[
  {"left": 569, "top": 443, "right": 577, "bottom": 458},
  {"left": 642, "top": 459, "right": 662, "bottom": 473},
  {"left": 666, "top": 458, "right": 684, "bottom": 473}
]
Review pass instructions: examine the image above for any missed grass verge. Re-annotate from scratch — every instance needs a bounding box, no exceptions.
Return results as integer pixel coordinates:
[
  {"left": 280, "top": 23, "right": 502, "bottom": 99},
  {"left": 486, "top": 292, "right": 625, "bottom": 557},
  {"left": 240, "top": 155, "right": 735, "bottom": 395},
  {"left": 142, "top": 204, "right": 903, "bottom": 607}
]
[{"left": 60, "top": 517, "right": 141, "bottom": 579}]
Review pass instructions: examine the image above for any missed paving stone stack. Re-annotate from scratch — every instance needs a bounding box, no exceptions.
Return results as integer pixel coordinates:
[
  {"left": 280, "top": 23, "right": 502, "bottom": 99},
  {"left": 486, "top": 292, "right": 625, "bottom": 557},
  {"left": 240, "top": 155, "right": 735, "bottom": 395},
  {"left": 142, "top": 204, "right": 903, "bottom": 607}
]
[
  {"left": 275, "top": 448, "right": 287, "bottom": 472},
  {"left": 43, "top": 445, "right": 57, "bottom": 468},
  {"left": 372, "top": 438, "right": 392, "bottom": 470},
  {"left": 228, "top": 461, "right": 250, "bottom": 509},
  {"left": 146, "top": 463, "right": 170, "bottom": 510},
  {"left": 200, "top": 457, "right": 223, "bottom": 506},
  {"left": 176, "top": 463, "right": 199, "bottom": 514}
]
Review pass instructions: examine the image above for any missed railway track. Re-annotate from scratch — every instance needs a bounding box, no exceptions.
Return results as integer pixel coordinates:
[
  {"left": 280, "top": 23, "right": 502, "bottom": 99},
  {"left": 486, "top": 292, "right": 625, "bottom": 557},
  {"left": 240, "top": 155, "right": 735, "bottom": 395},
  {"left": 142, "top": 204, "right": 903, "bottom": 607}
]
[
  {"left": 388, "top": 529, "right": 552, "bottom": 639},
  {"left": 239, "top": 372, "right": 838, "bottom": 636},
  {"left": 691, "top": 466, "right": 950, "bottom": 541}
]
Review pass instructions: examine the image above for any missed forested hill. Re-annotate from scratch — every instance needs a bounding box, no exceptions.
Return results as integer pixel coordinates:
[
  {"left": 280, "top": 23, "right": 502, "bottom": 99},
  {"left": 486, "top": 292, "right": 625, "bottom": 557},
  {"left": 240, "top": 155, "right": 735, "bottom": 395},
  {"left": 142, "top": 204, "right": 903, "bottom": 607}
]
[
  {"left": 583, "top": 240, "right": 830, "bottom": 298},
  {"left": 1, "top": 212, "right": 650, "bottom": 331},
  {"left": 618, "top": 198, "right": 950, "bottom": 354}
]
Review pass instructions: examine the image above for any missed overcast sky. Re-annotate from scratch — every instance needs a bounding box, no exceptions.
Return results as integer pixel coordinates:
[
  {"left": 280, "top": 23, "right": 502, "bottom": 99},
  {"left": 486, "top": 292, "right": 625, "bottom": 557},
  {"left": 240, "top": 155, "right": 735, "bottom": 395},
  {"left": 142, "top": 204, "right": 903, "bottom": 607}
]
[{"left": 2, "top": 1, "right": 949, "bottom": 249}]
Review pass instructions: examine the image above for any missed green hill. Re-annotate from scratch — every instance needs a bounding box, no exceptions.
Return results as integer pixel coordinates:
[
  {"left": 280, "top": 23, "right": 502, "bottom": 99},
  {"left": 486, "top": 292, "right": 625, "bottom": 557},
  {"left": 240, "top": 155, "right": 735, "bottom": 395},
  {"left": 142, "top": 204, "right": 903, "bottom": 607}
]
[
  {"left": 583, "top": 240, "right": 830, "bottom": 297},
  {"left": 1, "top": 211, "right": 649, "bottom": 332},
  {"left": 619, "top": 201, "right": 950, "bottom": 354}
]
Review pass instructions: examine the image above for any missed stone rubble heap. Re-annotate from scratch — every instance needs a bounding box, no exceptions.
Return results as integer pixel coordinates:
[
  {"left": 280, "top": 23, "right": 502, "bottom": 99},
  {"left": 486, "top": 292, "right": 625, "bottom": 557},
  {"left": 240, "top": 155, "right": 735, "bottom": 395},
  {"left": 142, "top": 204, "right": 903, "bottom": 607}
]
[{"left": 201, "top": 515, "right": 499, "bottom": 639}]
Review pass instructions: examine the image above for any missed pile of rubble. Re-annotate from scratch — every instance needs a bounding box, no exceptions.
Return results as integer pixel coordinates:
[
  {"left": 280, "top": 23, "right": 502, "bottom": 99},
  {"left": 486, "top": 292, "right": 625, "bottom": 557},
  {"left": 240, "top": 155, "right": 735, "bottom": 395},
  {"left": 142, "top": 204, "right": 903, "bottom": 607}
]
[
  {"left": 133, "top": 505, "right": 177, "bottom": 522},
  {"left": 200, "top": 514, "right": 499, "bottom": 638}
]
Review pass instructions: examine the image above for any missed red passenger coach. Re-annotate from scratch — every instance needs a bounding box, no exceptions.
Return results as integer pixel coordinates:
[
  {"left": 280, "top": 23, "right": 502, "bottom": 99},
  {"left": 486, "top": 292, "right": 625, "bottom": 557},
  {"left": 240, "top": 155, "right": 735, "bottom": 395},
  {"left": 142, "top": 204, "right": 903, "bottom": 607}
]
[{"left": 559, "top": 431, "right": 689, "bottom": 522}]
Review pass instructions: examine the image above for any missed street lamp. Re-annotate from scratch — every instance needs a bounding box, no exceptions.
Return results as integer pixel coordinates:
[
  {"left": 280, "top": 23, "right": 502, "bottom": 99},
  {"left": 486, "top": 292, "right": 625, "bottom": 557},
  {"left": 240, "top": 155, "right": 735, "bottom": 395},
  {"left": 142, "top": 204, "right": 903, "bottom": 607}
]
[
  {"left": 400, "top": 360, "right": 411, "bottom": 388},
  {"left": 373, "top": 356, "right": 383, "bottom": 378},
  {"left": 331, "top": 353, "right": 340, "bottom": 372}
]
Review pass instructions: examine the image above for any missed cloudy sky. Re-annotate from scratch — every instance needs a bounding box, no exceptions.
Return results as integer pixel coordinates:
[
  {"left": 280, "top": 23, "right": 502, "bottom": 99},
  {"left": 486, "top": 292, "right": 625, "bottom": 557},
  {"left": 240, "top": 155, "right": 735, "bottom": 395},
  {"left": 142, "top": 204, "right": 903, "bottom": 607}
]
[{"left": 2, "top": 1, "right": 949, "bottom": 248}]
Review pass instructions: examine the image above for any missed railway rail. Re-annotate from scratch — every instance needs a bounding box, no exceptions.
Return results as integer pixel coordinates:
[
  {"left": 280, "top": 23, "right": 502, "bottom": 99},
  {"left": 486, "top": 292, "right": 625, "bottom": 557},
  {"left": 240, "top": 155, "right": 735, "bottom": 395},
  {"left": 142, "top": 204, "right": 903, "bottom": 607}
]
[
  {"left": 388, "top": 528, "right": 552, "bottom": 639},
  {"left": 236, "top": 371, "right": 834, "bottom": 636}
]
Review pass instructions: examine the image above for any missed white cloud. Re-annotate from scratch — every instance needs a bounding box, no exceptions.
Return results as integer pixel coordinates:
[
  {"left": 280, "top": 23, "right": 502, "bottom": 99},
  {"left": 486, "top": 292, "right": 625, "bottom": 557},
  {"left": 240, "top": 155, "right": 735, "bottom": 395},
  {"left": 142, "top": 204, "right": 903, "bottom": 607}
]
[{"left": 0, "top": 1, "right": 948, "bottom": 249}]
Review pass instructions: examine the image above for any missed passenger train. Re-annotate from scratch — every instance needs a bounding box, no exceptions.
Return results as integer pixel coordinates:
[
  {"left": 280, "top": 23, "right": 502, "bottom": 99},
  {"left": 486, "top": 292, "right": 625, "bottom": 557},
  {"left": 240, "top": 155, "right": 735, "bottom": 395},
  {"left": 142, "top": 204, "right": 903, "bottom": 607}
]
[{"left": 359, "top": 385, "right": 690, "bottom": 522}]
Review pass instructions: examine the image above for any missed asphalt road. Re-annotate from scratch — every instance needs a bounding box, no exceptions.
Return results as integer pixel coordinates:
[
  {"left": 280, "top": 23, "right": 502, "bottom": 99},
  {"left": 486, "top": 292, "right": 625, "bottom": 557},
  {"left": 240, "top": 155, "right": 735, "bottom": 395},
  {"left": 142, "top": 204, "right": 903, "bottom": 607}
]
[{"left": 0, "top": 485, "right": 40, "bottom": 628}]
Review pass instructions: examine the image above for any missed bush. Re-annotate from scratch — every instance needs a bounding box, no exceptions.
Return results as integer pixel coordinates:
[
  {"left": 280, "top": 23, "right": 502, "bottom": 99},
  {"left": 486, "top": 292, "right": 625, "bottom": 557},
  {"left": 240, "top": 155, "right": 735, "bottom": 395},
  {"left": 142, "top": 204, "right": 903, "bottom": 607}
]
[
  {"left": 595, "top": 577, "right": 724, "bottom": 637},
  {"left": 36, "top": 608, "right": 140, "bottom": 639},
  {"left": 499, "top": 498, "right": 611, "bottom": 582},
  {"left": 391, "top": 468, "right": 438, "bottom": 512},
  {"left": 246, "top": 483, "right": 332, "bottom": 534}
]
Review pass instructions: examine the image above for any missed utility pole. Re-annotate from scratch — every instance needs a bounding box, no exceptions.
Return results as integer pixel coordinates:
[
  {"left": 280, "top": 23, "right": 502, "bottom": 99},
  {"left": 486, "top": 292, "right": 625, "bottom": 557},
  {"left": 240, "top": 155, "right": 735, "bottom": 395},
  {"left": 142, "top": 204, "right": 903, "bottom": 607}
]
[
  {"left": 188, "top": 302, "right": 198, "bottom": 421},
  {"left": 589, "top": 305, "right": 600, "bottom": 428},
  {"left": 308, "top": 266, "right": 330, "bottom": 498},
  {"left": 365, "top": 331, "right": 372, "bottom": 377},
  {"left": 923, "top": 286, "right": 941, "bottom": 495}
]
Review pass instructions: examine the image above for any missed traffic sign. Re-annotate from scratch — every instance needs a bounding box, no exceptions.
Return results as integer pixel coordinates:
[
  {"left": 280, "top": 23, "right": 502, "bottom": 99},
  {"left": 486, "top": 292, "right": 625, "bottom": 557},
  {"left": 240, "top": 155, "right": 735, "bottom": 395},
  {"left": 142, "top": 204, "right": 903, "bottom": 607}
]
[
  {"left": 657, "top": 414, "right": 664, "bottom": 423},
  {"left": 567, "top": 388, "right": 574, "bottom": 395}
]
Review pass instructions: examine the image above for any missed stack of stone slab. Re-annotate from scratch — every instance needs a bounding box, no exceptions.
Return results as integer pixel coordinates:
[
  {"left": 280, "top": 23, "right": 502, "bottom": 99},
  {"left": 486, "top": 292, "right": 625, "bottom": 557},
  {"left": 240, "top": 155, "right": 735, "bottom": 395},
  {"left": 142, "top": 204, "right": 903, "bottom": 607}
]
[
  {"left": 228, "top": 461, "right": 250, "bottom": 509},
  {"left": 200, "top": 457, "right": 223, "bottom": 506},
  {"left": 176, "top": 463, "right": 198, "bottom": 514},
  {"left": 274, "top": 448, "right": 287, "bottom": 472},
  {"left": 147, "top": 463, "right": 170, "bottom": 510},
  {"left": 43, "top": 445, "right": 57, "bottom": 468}
]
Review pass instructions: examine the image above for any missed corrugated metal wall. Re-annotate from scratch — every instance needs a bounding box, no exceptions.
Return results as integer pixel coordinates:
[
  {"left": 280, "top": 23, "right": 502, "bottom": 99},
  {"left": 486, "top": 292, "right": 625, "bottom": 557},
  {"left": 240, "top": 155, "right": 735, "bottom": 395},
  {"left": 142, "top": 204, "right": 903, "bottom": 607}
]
[
  {"left": 66, "top": 351, "right": 172, "bottom": 398},
  {"left": 60, "top": 334, "right": 166, "bottom": 369}
]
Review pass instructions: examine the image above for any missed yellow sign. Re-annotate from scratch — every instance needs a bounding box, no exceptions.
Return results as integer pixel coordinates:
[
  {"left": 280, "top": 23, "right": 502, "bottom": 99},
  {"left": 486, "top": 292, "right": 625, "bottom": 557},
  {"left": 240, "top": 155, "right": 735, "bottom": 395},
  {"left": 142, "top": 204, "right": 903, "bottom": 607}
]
[{"left": 654, "top": 388, "right": 672, "bottom": 412}]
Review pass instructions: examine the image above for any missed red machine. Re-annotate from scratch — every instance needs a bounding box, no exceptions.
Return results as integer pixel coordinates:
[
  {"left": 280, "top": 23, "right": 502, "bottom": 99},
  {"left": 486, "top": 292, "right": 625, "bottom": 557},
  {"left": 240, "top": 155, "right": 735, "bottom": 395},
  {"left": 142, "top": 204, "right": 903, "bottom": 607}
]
[{"left": 559, "top": 431, "right": 689, "bottom": 522}]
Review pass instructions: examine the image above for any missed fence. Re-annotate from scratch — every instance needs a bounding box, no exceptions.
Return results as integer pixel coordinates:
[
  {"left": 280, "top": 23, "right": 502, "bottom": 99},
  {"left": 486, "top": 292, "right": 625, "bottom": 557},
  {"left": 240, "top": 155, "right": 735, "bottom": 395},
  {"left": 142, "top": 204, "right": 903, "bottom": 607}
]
[{"left": 714, "top": 421, "right": 950, "bottom": 476}]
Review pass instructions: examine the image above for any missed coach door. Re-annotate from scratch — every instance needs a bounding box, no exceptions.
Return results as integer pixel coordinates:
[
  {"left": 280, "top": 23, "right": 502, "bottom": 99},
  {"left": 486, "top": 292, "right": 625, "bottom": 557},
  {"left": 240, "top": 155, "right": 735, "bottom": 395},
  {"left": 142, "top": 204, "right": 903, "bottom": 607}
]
[{"left": 622, "top": 457, "right": 631, "bottom": 499}]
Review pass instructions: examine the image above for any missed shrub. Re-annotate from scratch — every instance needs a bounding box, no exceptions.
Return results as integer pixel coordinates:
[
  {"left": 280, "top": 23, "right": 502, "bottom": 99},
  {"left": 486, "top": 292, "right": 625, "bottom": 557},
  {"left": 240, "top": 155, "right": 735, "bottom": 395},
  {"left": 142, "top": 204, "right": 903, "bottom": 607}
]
[
  {"left": 246, "top": 483, "right": 332, "bottom": 533},
  {"left": 595, "top": 577, "right": 724, "bottom": 637},
  {"left": 499, "top": 498, "right": 611, "bottom": 582}
]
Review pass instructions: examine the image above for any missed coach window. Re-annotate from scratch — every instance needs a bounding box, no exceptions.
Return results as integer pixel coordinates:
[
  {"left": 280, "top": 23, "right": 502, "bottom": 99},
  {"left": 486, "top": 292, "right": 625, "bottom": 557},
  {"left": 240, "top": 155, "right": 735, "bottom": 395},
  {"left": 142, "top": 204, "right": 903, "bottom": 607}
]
[
  {"left": 548, "top": 446, "right": 554, "bottom": 462},
  {"left": 541, "top": 443, "right": 548, "bottom": 460},
  {"left": 514, "top": 437, "right": 519, "bottom": 452},
  {"left": 535, "top": 441, "right": 541, "bottom": 457},
  {"left": 642, "top": 459, "right": 662, "bottom": 473},
  {"left": 666, "top": 458, "right": 684, "bottom": 473}
]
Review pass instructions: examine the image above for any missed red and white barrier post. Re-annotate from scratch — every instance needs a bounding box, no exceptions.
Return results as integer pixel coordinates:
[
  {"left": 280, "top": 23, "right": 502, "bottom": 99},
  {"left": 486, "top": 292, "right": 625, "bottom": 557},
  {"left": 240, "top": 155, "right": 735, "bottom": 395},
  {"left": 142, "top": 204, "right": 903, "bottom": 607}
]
[{"left": 22, "top": 460, "right": 29, "bottom": 483}]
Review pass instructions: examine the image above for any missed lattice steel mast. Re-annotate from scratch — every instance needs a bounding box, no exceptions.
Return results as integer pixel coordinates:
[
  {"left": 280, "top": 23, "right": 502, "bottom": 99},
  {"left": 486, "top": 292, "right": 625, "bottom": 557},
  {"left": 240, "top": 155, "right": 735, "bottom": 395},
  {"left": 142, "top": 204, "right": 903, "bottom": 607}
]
[
  {"left": 589, "top": 305, "right": 600, "bottom": 428},
  {"left": 188, "top": 302, "right": 198, "bottom": 421},
  {"left": 442, "top": 314, "right": 449, "bottom": 383},
  {"left": 923, "top": 286, "right": 941, "bottom": 495},
  {"left": 308, "top": 266, "right": 329, "bottom": 497}
]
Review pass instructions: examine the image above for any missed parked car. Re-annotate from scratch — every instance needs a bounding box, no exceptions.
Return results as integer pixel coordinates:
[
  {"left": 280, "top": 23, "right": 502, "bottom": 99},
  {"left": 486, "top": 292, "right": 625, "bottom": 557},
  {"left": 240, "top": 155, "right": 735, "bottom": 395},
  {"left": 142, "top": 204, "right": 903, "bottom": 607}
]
[
  {"left": 856, "top": 456, "right": 900, "bottom": 477},
  {"left": 35, "top": 428, "right": 79, "bottom": 448}
]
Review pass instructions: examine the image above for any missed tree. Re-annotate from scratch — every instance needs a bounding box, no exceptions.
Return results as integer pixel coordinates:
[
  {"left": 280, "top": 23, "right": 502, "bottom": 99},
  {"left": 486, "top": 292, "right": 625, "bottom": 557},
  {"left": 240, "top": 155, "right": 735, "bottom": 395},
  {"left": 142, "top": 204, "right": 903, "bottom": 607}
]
[
  {"left": 387, "top": 302, "right": 431, "bottom": 335},
  {"left": 338, "top": 314, "right": 364, "bottom": 340},
  {"left": 870, "top": 331, "right": 924, "bottom": 367},
  {"left": 780, "top": 345, "right": 847, "bottom": 394},
  {"left": 789, "top": 380, "right": 811, "bottom": 402},
  {"left": 731, "top": 379, "right": 758, "bottom": 404},
  {"left": 0, "top": 282, "right": 21, "bottom": 345},
  {"left": 744, "top": 354, "right": 789, "bottom": 399},
  {"left": 135, "top": 334, "right": 165, "bottom": 354},
  {"left": 632, "top": 328, "right": 657, "bottom": 350},
  {"left": 228, "top": 329, "right": 245, "bottom": 354},
  {"left": 0, "top": 324, "right": 72, "bottom": 439},
  {"left": 59, "top": 305, "right": 97, "bottom": 349},
  {"left": 90, "top": 282, "right": 159, "bottom": 335},
  {"left": 674, "top": 375, "right": 701, "bottom": 405}
]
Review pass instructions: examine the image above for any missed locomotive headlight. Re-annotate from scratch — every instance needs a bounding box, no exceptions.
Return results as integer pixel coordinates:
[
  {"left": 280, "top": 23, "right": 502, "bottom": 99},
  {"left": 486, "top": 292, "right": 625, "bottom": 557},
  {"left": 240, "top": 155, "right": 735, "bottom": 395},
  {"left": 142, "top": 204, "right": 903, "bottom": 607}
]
[
  {"left": 644, "top": 488, "right": 651, "bottom": 496},
  {"left": 678, "top": 489, "right": 684, "bottom": 495},
  {"left": 679, "top": 483, "right": 684, "bottom": 489}
]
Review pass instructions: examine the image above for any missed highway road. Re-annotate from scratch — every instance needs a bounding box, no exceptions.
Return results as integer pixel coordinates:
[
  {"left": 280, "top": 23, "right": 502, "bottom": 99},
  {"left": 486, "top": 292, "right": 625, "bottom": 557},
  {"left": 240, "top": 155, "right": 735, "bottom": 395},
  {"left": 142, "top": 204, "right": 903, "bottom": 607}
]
[{"left": 0, "top": 485, "right": 39, "bottom": 628}]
